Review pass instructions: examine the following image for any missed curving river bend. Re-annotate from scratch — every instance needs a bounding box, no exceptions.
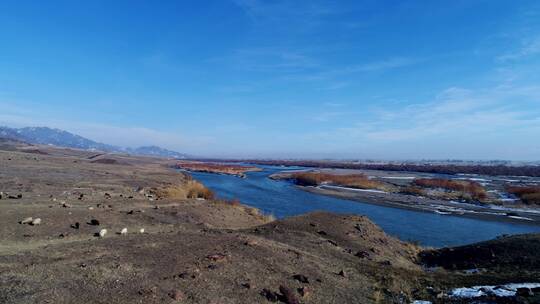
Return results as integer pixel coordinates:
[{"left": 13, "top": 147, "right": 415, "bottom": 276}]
[{"left": 190, "top": 165, "right": 540, "bottom": 247}]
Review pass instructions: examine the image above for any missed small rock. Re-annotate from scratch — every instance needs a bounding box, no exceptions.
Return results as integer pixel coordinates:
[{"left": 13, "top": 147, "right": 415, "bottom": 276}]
[
  {"left": 242, "top": 282, "right": 252, "bottom": 289},
  {"left": 207, "top": 254, "right": 228, "bottom": 262},
  {"left": 292, "top": 274, "right": 309, "bottom": 283},
  {"left": 279, "top": 285, "right": 300, "bottom": 304},
  {"left": 298, "top": 286, "right": 311, "bottom": 298},
  {"left": 317, "top": 230, "right": 327, "bottom": 236},
  {"left": 71, "top": 222, "right": 80, "bottom": 229},
  {"left": 169, "top": 290, "right": 184, "bottom": 301},
  {"left": 517, "top": 287, "right": 533, "bottom": 297},
  {"left": 327, "top": 239, "right": 338, "bottom": 246},
  {"left": 20, "top": 217, "right": 33, "bottom": 224},
  {"left": 120, "top": 228, "right": 128, "bottom": 235},
  {"left": 89, "top": 219, "right": 100, "bottom": 226},
  {"left": 31, "top": 218, "right": 41, "bottom": 225},
  {"left": 261, "top": 289, "right": 279, "bottom": 302},
  {"left": 98, "top": 229, "right": 107, "bottom": 237},
  {"left": 338, "top": 269, "right": 347, "bottom": 277},
  {"left": 244, "top": 239, "right": 258, "bottom": 246},
  {"left": 379, "top": 260, "right": 392, "bottom": 266},
  {"left": 178, "top": 272, "right": 190, "bottom": 279},
  {"left": 355, "top": 251, "right": 370, "bottom": 258},
  {"left": 62, "top": 202, "right": 72, "bottom": 208}
]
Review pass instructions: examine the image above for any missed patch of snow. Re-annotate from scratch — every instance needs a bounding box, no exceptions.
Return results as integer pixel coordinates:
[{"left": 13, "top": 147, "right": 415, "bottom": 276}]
[
  {"left": 498, "top": 198, "right": 519, "bottom": 202},
  {"left": 488, "top": 205, "right": 540, "bottom": 214},
  {"left": 450, "top": 283, "right": 540, "bottom": 298},
  {"left": 378, "top": 176, "right": 416, "bottom": 180},
  {"left": 412, "top": 301, "right": 432, "bottom": 304},
  {"left": 434, "top": 210, "right": 452, "bottom": 215},
  {"left": 508, "top": 215, "right": 534, "bottom": 221},
  {"left": 455, "top": 177, "right": 491, "bottom": 182},
  {"left": 319, "top": 185, "right": 387, "bottom": 194}
]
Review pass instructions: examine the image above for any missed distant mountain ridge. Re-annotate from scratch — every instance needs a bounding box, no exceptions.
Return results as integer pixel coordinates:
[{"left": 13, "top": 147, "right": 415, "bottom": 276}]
[{"left": 0, "top": 126, "right": 187, "bottom": 159}]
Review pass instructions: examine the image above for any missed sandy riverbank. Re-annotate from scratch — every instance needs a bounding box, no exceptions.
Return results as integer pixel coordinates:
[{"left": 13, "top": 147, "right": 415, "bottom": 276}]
[
  {"left": 270, "top": 170, "right": 540, "bottom": 225},
  {"left": 302, "top": 185, "right": 540, "bottom": 225}
]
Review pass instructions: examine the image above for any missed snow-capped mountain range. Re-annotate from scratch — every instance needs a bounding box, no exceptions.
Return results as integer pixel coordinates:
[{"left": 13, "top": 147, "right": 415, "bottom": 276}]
[{"left": 0, "top": 126, "right": 188, "bottom": 159}]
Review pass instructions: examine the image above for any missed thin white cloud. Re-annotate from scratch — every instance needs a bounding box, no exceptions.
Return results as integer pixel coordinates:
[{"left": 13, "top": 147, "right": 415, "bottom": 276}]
[
  {"left": 303, "top": 83, "right": 540, "bottom": 159},
  {"left": 281, "top": 56, "right": 420, "bottom": 83},
  {"left": 497, "top": 36, "right": 540, "bottom": 61}
]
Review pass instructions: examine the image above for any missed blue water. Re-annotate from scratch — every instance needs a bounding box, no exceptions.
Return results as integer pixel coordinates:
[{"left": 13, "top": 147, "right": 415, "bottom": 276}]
[{"left": 190, "top": 165, "right": 540, "bottom": 247}]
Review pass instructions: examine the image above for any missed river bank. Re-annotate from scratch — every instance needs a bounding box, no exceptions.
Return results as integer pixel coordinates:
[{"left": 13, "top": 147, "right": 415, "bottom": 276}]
[
  {"left": 191, "top": 167, "right": 540, "bottom": 247},
  {"left": 269, "top": 169, "right": 540, "bottom": 225},
  {"left": 175, "top": 160, "right": 262, "bottom": 177},
  {"left": 302, "top": 185, "right": 540, "bottom": 224}
]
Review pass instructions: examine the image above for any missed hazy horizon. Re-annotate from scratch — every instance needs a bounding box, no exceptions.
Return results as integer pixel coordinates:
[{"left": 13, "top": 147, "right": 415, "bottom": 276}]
[{"left": 1, "top": 1, "right": 540, "bottom": 160}]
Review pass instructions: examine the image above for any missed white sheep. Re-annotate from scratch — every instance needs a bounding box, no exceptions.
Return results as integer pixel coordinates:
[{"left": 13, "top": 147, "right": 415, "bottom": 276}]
[
  {"left": 120, "top": 228, "right": 127, "bottom": 235},
  {"left": 20, "top": 217, "right": 33, "bottom": 224},
  {"left": 99, "top": 229, "right": 107, "bottom": 238},
  {"left": 31, "top": 218, "right": 41, "bottom": 225}
]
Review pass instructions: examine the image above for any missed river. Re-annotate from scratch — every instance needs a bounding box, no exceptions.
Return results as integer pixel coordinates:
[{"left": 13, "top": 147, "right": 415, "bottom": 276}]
[{"left": 190, "top": 165, "right": 540, "bottom": 247}]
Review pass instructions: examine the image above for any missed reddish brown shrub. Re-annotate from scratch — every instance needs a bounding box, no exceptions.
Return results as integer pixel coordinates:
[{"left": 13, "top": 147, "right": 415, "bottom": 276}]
[
  {"left": 507, "top": 186, "right": 540, "bottom": 205},
  {"left": 290, "top": 172, "right": 388, "bottom": 191},
  {"left": 413, "top": 178, "right": 487, "bottom": 202}
]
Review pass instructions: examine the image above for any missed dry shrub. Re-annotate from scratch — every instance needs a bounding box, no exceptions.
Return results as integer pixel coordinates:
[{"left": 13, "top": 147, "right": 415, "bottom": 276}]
[
  {"left": 413, "top": 178, "right": 487, "bottom": 202},
  {"left": 401, "top": 186, "right": 426, "bottom": 196},
  {"left": 290, "top": 172, "right": 390, "bottom": 191},
  {"left": 507, "top": 186, "right": 540, "bottom": 205},
  {"left": 186, "top": 180, "right": 214, "bottom": 199},
  {"left": 156, "top": 180, "right": 214, "bottom": 200}
]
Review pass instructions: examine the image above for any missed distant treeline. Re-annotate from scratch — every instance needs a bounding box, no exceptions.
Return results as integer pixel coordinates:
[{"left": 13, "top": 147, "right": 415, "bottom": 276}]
[{"left": 195, "top": 159, "right": 540, "bottom": 177}]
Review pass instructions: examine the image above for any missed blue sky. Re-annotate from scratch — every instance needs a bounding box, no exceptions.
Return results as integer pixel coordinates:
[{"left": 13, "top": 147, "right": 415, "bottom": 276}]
[{"left": 1, "top": 0, "right": 540, "bottom": 160}]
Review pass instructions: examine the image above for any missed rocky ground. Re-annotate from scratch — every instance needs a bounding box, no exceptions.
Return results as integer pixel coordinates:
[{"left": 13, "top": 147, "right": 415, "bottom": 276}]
[{"left": 1, "top": 141, "right": 539, "bottom": 303}]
